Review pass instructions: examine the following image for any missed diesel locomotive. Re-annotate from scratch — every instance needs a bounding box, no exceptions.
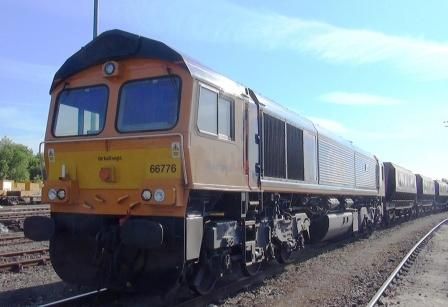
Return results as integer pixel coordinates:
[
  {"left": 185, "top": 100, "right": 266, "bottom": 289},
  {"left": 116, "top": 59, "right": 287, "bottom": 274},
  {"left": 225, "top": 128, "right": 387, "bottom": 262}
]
[{"left": 24, "top": 30, "right": 448, "bottom": 295}]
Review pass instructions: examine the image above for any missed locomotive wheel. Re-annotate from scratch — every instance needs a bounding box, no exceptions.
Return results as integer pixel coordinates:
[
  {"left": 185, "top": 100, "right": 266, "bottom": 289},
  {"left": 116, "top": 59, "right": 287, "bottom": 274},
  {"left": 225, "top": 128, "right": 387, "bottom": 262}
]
[
  {"left": 275, "top": 243, "right": 300, "bottom": 264},
  {"left": 190, "top": 256, "right": 220, "bottom": 295},
  {"left": 241, "top": 261, "right": 262, "bottom": 276},
  {"left": 50, "top": 233, "right": 98, "bottom": 286}
]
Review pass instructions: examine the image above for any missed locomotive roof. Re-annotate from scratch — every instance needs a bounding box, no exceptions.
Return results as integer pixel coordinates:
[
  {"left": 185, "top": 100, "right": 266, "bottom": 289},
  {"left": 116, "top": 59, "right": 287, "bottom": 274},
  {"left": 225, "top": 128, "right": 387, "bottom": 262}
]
[
  {"left": 51, "top": 29, "right": 375, "bottom": 160},
  {"left": 50, "top": 29, "right": 315, "bottom": 129}
]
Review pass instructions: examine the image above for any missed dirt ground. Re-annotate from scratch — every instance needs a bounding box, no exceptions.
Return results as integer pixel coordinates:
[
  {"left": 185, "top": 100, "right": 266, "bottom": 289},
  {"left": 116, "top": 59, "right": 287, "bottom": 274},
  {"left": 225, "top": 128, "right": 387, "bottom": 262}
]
[
  {"left": 222, "top": 212, "right": 448, "bottom": 307},
  {"left": 382, "top": 223, "right": 448, "bottom": 306}
]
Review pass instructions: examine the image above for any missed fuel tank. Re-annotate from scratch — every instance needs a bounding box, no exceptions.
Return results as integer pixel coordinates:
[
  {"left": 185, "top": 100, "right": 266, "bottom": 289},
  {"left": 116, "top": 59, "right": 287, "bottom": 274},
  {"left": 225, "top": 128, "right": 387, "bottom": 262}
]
[{"left": 310, "top": 212, "right": 353, "bottom": 242}]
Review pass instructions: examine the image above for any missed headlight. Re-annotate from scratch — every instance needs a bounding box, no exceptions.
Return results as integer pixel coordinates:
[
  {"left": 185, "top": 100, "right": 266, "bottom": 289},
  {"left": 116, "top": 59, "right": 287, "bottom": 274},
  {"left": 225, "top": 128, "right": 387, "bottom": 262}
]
[
  {"left": 104, "top": 62, "right": 116, "bottom": 75},
  {"left": 48, "top": 188, "right": 57, "bottom": 201},
  {"left": 57, "top": 189, "right": 66, "bottom": 200},
  {"left": 154, "top": 189, "right": 165, "bottom": 202},
  {"left": 141, "top": 189, "right": 152, "bottom": 201}
]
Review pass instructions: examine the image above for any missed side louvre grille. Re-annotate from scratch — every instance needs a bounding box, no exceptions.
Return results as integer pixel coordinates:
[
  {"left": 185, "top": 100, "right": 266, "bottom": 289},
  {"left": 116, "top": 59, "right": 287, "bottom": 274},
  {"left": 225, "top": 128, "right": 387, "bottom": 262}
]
[
  {"left": 263, "top": 114, "right": 285, "bottom": 178},
  {"left": 287, "top": 124, "right": 304, "bottom": 180}
]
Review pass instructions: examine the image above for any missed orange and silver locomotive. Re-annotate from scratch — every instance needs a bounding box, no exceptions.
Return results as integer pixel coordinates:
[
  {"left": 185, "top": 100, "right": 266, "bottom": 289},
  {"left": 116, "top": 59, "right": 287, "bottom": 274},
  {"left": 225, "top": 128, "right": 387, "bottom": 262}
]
[{"left": 24, "top": 30, "right": 446, "bottom": 295}]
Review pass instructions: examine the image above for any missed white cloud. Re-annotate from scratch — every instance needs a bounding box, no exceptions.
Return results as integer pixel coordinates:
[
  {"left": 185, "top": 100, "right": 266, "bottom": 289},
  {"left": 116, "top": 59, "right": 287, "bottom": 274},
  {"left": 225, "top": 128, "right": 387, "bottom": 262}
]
[
  {"left": 308, "top": 116, "right": 349, "bottom": 135},
  {"left": 320, "top": 92, "right": 403, "bottom": 106},
  {"left": 108, "top": 0, "right": 448, "bottom": 80},
  {"left": 254, "top": 12, "right": 448, "bottom": 80}
]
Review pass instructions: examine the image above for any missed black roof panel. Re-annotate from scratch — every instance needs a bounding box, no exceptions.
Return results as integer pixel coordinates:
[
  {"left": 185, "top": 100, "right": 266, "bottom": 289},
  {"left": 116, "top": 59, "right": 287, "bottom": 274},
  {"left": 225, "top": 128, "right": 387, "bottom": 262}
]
[{"left": 50, "top": 29, "right": 185, "bottom": 92}]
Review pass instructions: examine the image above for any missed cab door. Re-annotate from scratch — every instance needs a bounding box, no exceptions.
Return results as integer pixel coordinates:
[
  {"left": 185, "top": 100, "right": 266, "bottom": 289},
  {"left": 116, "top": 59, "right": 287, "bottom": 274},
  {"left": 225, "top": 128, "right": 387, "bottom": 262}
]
[{"left": 245, "top": 100, "right": 260, "bottom": 190}]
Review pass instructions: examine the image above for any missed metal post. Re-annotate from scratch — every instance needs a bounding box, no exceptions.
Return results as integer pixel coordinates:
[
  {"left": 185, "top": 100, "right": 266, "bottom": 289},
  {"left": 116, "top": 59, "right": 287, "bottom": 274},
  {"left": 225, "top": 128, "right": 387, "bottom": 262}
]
[{"left": 93, "top": 0, "right": 99, "bottom": 39}]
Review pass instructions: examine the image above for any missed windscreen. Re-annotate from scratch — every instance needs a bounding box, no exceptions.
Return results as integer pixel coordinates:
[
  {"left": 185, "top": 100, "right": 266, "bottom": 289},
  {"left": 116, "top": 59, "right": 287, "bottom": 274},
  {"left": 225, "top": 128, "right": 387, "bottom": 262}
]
[
  {"left": 117, "top": 76, "right": 181, "bottom": 132},
  {"left": 53, "top": 85, "right": 108, "bottom": 136}
]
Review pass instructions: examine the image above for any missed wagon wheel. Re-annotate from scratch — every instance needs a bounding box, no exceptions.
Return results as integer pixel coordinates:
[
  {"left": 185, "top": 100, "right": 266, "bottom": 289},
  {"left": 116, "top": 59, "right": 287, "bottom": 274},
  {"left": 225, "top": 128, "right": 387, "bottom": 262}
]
[
  {"left": 275, "top": 243, "right": 301, "bottom": 264},
  {"left": 190, "top": 255, "right": 220, "bottom": 295},
  {"left": 241, "top": 260, "right": 262, "bottom": 276}
]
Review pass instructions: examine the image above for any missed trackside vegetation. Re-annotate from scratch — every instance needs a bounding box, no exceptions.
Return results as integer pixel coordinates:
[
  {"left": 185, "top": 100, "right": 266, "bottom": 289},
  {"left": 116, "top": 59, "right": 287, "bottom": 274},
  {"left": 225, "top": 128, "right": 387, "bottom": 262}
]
[{"left": 0, "top": 137, "right": 42, "bottom": 181}]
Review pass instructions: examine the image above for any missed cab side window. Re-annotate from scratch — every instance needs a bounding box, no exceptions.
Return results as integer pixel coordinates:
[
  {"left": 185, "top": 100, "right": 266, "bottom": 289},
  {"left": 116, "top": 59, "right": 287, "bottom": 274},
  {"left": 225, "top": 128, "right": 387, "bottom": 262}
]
[{"left": 197, "top": 86, "right": 234, "bottom": 140}]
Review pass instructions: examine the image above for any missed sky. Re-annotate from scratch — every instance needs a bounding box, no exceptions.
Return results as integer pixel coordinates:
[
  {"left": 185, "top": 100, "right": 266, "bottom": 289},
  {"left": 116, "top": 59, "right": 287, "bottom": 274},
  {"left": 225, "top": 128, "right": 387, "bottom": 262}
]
[{"left": 0, "top": 0, "right": 447, "bottom": 179}]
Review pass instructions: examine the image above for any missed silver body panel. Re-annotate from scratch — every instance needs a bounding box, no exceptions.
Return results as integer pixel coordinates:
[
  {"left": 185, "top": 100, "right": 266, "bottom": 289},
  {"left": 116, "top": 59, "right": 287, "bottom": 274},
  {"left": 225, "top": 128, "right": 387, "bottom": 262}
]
[
  {"left": 318, "top": 134, "right": 355, "bottom": 187},
  {"left": 183, "top": 53, "right": 380, "bottom": 197},
  {"left": 303, "top": 129, "right": 318, "bottom": 183},
  {"left": 261, "top": 179, "right": 380, "bottom": 196},
  {"left": 186, "top": 216, "right": 203, "bottom": 261},
  {"left": 354, "top": 152, "right": 378, "bottom": 190},
  {"left": 378, "top": 161, "right": 386, "bottom": 197}
]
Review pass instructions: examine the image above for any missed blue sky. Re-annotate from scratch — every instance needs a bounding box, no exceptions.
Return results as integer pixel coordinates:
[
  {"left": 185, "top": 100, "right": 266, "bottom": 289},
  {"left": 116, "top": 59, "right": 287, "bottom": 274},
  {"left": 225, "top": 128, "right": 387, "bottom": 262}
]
[{"left": 1, "top": 0, "right": 447, "bottom": 179}]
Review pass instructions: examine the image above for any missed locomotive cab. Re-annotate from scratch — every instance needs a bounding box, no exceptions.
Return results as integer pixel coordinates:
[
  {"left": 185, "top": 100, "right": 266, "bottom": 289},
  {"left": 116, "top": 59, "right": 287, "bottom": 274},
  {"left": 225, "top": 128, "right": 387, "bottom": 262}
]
[{"left": 25, "top": 30, "right": 196, "bottom": 292}]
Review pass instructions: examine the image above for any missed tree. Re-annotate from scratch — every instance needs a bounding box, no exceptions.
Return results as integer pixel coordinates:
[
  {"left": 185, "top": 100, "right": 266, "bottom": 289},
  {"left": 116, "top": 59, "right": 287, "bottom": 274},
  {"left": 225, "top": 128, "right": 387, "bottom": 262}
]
[
  {"left": 29, "top": 153, "right": 43, "bottom": 181},
  {"left": 0, "top": 137, "right": 34, "bottom": 181}
]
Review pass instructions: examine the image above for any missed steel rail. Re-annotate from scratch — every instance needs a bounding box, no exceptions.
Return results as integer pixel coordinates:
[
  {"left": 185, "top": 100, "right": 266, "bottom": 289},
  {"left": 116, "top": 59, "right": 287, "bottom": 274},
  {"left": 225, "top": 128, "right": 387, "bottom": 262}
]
[
  {"left": 0, "top": 213, "right": 49, "bottom": 217},
  {"left": 39, "top": 288, "right": 109, "bottom": 307},
  {"left": 0, "top": 247, "right": 49, "bottom": 258},
  {"left": 0, "top": 238, "right": 30, "bottom": 247},
  {"left": 0, "top": 211, "right": 49, "bottom": 216},
  {"left": 0, "top": 214, "right": 50, "bottom": 223},
  {"left": 0, "top": 233, "right": 24, "bottom": 241},
  {"left": 0, "top": 247, "right": 50, "bottom": 271},
  {"left": 0, "top": 255, "right": 50, "bottom": 271},
  {"left": 0, "top": 233, "right": 30, "bottom": 246},
  {"left": 367, "top": 218, "right": 448, "bottom": 307},
  {"left": 0, "top": 205, "right": 49, "bottom": 211}
]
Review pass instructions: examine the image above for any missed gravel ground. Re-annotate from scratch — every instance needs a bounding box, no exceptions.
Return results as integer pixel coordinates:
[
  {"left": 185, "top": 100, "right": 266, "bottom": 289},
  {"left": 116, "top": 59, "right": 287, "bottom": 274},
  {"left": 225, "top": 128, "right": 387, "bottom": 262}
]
[
  {"left": 0, "top": 212, "right": 447, "bottom": 306},
  {"left": 222, "top": 212, "right": 448, "bottom": 307},
  {"left": 382, "top": 223, "right": 448, "bottom": 306},
  {"left": 0, "top": 233, "right": 90, "bottom": 307}
]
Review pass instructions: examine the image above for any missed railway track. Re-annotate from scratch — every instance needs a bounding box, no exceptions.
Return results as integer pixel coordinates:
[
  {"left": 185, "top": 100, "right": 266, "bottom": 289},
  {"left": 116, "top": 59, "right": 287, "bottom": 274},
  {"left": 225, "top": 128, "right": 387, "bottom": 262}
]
[
  {"left": 29, "top": 216, "right": 448, "bottom": 307},
  {"left": 0, "top": 205, "right": 50, "bottom": 225},
  {"left": 39, "top": 288, "right": 112, "bottom": 307},
  {"left": 0, "top": 247, "right": 49, "bottom": 272},
  {"left": 367, "top": 218, "right": 448, "bottom": 306},
  {"left": 39, "top": 263, "right": 285, "bottom": 307},
  {"left": 0, "top": 204, "right": 49, "bottom": 211},
  {"left": 0, "top": 233, "right": 31, "bottom": 246}
]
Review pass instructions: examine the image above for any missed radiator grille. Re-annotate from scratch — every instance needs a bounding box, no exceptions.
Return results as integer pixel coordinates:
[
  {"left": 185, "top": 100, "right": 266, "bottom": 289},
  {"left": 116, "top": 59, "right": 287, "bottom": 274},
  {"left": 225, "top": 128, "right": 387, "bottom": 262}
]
[
  {"left": 263, "top": 114, "right": 285, "bottom": 178},
  {"left": 287, "top": 124, "right": 304, "bottom": 180}
]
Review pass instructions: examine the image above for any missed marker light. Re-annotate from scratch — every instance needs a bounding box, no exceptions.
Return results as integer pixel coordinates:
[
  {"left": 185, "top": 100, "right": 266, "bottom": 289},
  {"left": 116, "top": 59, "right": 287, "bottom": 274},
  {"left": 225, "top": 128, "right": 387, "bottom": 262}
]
[
  {"left": 104, "top": 62, "right": 116, "bottom": 75},
  {"left": 57, "top": 189, "right": 66, "bottom": 200},
  {"left": 154, "top": 189, "right": 165, "bottom": 202},
  {"left": 48, "top": 189, "right": 57, "bottom": 201},
  {"left": 141, "top": 189, "right": 152, "bottom": 201}
]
